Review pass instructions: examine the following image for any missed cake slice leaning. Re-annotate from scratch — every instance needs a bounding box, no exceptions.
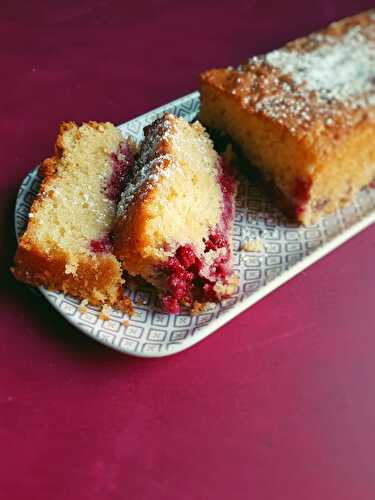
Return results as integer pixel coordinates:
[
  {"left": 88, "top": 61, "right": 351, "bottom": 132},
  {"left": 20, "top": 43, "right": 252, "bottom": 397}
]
[
  {"left": 199, "top": 10, "right": 375, "bottom": 225},
  {"left": 114, "top": 113, "right": 238, "bottom": 314},
  {"left": 12, "top": 121, "right": 134, "bottom": 312}
]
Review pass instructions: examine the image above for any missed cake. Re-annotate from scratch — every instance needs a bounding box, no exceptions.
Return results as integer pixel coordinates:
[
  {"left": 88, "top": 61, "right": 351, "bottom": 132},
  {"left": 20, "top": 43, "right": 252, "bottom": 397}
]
[
  {"left": 113, "top": 113, "right": 237, "bottom": 314},
  {"left": 199, "top": 10, "right": 375, "bottom": 225},
  {"left": 12, "top": 121, "right": 134, "bottom": 312}
]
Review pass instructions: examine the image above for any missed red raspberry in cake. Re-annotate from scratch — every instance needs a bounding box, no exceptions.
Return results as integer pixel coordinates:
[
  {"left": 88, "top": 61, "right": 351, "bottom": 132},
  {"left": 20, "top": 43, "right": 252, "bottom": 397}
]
[
  {"left": 90, "top": 232, "right": 113, "bottom": 254},
  {"left": 176, "top": 245, "right": 196, "bottom": 268},
  {"left": 114, "top": 113, "right": 238, "bottom": 313}
]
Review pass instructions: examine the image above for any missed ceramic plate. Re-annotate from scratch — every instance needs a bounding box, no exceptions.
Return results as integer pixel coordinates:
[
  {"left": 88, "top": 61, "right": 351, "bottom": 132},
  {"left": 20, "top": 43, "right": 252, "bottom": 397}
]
[{"left": 14, "top": 92, "right": 375, "bottom": 357}]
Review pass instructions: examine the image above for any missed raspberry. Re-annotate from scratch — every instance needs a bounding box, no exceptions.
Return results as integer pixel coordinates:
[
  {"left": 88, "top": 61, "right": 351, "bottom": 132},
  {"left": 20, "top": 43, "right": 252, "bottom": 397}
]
[
  {"left": 105, "top": 144, "right": 133, "bottom": 202},
  {"left": 204, "top": 231, "right": 227, "bottom": 252},
  {"left": 164, "top": 256, "right": 183, "bottom": 273},
  {"left": 166, "top": 273, "right": 191, "bottom": 300},
  {"left": 90, "top": 232, "right": 112, "bottom": 253},
  {"left": 214, "top": 263, "right": 227, "bottom": 279},
  {"left": 190, "top": 257, "right": 203, "bottom": 274},
  {"left": 161, "top": 295, "right": 180, "bottom": 314},
  {"left": 210, "top": 232, "right": 226, "bottom": 248},
  {"left": 176, "top": 245, "right": 196, "bottom": 269}
]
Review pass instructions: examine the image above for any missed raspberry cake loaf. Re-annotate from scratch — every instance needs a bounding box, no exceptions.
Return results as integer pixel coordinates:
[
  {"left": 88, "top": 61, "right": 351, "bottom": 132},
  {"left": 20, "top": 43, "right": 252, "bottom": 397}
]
[
  {"left": 114, "top": 113, "right": 237, "bottom": 314},
  {"left": 13, "top": 121, "right": 134, "bottom": 311},
  {"left": 200, "top": 10, "right": 375, "bottom": 225}
]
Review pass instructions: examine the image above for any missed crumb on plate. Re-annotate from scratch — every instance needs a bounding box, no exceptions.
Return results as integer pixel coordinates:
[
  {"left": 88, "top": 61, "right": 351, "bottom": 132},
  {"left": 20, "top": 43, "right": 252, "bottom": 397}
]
[
  {"left": 99, "top": 304, "right": 110, "bottom": 321},
  {"left": 241, "top": 239, "right": 263, "bottom": 252},
  {"left": 78, "top": 299, "right": 89, "bottom": 314}
]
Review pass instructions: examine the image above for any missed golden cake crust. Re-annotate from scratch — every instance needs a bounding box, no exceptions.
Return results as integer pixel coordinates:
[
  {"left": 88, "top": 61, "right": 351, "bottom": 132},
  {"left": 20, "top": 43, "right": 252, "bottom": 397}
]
[
  {"left": 13, "top": 243, "right": 127, "bottom": 308},
  {"left": 113, "top": 151, "right": 169, "bottom": 278},
  {"left": 114, "top": 115, "right": 178, "bottom": 277},
  {"left": 201, "top": 10, "right": 375, "bottom": 151},
  {"left": 12, "top": 122, "right": 132, "bottom": 313},
  {"left": 199, "top": 10, "right": 375, "bottom": 224}
]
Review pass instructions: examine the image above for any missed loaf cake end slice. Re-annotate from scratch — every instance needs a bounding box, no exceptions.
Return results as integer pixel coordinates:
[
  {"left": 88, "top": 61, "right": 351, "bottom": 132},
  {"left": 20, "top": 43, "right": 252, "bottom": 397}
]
[
  {"left": 13, "top": 121, "right": 134, "bottom": 312},
  {"left": 200, "top": 10, "right": 375, "bottom": 224}
]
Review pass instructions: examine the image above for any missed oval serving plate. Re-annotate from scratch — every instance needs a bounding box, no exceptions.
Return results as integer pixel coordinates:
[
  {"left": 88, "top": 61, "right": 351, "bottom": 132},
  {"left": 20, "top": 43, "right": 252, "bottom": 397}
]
[{"left": 15, "top": 91, "right": 375, "bottom": 357}]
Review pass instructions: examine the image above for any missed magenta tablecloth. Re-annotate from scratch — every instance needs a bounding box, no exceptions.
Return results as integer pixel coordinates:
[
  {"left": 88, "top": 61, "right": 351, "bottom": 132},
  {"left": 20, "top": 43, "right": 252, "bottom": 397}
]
[{"left": 1, "top": 1, "right": 375, "bottom": 499}]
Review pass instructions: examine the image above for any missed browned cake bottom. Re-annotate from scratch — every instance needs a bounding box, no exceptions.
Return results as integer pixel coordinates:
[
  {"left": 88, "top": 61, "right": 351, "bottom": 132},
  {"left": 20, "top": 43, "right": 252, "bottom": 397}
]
[{"left": 13, "top": 245, "right": 131, "bottom": 312}]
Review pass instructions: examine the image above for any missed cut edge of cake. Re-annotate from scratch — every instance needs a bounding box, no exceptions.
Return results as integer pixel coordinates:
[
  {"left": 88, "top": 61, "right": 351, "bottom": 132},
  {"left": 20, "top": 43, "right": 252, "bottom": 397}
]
[
  {"left": 114, "top": 113, "right": 238, "bottom": 314},
  {"left": 12, "top": 121, "right": 134, "bottom": 314}
]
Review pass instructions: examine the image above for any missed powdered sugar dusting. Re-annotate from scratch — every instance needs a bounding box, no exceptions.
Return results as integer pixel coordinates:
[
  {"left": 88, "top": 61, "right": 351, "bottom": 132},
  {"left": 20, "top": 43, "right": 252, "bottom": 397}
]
[
  {"left": 117, "top": 114, "right": 175, "bottom": 217},
  {"left": 264, "top": 24, "right": 375, "bottom": 105},
  {"left": 232, "top": 11, "right": 375, "bottom": 133}
]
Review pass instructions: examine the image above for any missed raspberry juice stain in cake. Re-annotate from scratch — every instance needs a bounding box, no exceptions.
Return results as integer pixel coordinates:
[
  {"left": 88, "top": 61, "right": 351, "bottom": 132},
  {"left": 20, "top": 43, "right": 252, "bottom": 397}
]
[
  {"left": 137, "top": 156, "right": 237, "bottom": 314},
  {"left": 105, "top": 143, "right": 135, "bottom": 203},
  {"left": 113, "top": 113, "right": 238, "bottom": 314},
  {"left": 159, "top": 157, "right": 237, "bottom": 314},
  {"left": 89, "top": 141, "right": 135, "bottom": 254},
  {"left": 89, "top": 232, "right": 113, "bottom": 253}
]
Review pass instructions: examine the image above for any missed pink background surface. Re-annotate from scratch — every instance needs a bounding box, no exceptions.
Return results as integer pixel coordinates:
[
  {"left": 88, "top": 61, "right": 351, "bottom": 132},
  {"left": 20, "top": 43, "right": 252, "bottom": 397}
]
[{"left": 1, "top": 1, "right": 375, "bottom": 499}]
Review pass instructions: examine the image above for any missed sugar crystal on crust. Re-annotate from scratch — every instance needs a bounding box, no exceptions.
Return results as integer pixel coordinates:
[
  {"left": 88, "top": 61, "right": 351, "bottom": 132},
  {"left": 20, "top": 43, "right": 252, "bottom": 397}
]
[
  {"left": 117, "top": 114, "right": 175, "bottom": 217},
  {"left": 225, "top": 10, "right": 375, "bottom": 138}
]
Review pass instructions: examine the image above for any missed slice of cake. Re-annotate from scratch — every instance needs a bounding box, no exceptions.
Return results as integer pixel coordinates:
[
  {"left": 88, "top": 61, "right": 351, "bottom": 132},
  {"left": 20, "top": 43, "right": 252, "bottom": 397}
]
[
  {"left": 113, "top": 113, "right": 237, "bottom": 314},
  {"left": 12, "top": 121, "right": 134, "bottom": 312},
  {"left": 199, "top": 10, "right": 375, "bottom": 225}
]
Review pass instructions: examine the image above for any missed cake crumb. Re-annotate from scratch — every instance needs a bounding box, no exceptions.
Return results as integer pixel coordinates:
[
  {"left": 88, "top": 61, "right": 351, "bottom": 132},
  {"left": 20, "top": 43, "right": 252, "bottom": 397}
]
[
  {"left": 135, "top": 296, "right": 147, "bottom": 305},
  {"left": 191, "top": 301, "right": 218, "bottom": 315},
  {"left": 99, "top": 304, "right": 110, "bottom": 321},
  {"left": 214, "top": 274, "right": 239, "bottom": 296},
  {"left": 241, "top": 239, "right": 263, "bottom": 252},
  {"left": 79, "top": 299, "right": 89, "bottom": 314},
  {"left": 117, "top": 296, "right": 134, "bottom": 316},
  {"left": 122, "top": 319, "right": 129, "bottom": 327}
]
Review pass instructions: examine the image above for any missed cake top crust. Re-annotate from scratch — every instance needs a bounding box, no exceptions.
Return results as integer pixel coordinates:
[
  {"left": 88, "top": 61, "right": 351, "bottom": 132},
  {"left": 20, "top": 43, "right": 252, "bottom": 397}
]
[
  {"left": 201, "top": 10, "right": 375, "bottom": 144},
  {"left": 117, "top": 113, "right": 176, "bottom": 217},
  {"left": 117, "top": 113, "right": 216, "bottom": 218}
]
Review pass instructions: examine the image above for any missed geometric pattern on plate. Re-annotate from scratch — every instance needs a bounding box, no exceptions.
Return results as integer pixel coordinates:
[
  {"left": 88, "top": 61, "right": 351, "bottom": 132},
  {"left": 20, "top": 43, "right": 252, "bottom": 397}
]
[{"left": 14, "top": 92, "right": 375, "bottom": 357}]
